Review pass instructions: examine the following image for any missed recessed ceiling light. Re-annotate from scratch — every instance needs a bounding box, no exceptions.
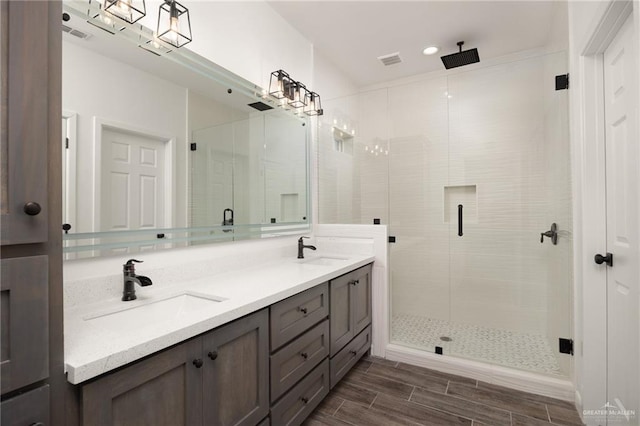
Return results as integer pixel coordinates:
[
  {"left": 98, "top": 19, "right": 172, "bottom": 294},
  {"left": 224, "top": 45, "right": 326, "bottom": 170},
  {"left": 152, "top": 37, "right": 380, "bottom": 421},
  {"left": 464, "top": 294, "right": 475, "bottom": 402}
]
[{"left": 423, "top": 46, "right": 439, "bottom": 55}]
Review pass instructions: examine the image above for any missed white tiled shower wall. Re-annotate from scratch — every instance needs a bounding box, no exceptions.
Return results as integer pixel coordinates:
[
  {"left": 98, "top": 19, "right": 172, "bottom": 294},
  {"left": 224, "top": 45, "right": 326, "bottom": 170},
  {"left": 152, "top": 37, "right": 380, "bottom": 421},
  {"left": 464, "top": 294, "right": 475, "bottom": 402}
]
[{"left": 318, "top": 51, "right": 573, "bottom": 376}]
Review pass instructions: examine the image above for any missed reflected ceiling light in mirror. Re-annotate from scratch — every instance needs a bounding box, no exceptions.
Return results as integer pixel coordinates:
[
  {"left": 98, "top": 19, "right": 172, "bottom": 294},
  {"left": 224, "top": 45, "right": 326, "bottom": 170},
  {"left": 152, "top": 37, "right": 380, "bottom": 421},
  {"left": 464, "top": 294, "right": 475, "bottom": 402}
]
[
  {"left": 157, "top": 0, "right": 192, "bottom": 48},
  {"left": 303, "top": 91, "right": 323, "bottom": 116},
  {"left": 269, "top": 70, "right": 291, "bottom": 99},
  {"left": 103, "top": 0, "right": 146, "bottom": 24}
]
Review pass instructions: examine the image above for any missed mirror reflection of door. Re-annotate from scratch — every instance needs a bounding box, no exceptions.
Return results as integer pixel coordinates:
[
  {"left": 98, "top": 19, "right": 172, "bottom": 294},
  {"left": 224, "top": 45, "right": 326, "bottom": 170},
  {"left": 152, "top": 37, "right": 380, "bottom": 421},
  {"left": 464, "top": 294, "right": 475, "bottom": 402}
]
[
  {"left": 62, "top": 113, "right": 77, "bottom": 259},
  {"left": 100, "top": 127, "right": 169, "bottom": 254}
]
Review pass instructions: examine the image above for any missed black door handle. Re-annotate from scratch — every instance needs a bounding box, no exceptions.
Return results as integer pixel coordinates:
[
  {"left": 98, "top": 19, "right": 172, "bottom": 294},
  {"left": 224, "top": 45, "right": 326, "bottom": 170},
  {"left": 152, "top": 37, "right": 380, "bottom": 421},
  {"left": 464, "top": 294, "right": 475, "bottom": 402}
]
[
  {"left": 458, "top": 204, "right": 463, "bottom": 237},
  {"left": 594, "top": 253, "right": 613, "bottom": 267},
  {"left": 24, "top": 201, "right": 42, "bottom": 216}
]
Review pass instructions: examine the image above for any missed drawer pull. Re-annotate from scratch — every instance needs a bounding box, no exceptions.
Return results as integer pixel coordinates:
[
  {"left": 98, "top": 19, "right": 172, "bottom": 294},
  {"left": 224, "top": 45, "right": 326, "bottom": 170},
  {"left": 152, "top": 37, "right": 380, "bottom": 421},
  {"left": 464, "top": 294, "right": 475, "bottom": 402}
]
[
  {"left": 208, "top": 351, "right": 218, "bottom": 360},
  {"left": 30, "top": 423, "right": 45, "bottom": 426},
  {"left": 301, "top": 397, "right": 309, "bottom": 404},
  {"left": 298, "top": 306, "right": 308, "bottom": 314},
  {"left": 193, "top": 358, "right": 203, "bottom": 368},
  {"left": 349, "top": 350, "right": 357, "bottom": 356},
  {"left": 349, "top": 279, "right": 359, "bottom": 286},
  {"left": 300, "top": 352, "right": 308, "bottom": 359}
]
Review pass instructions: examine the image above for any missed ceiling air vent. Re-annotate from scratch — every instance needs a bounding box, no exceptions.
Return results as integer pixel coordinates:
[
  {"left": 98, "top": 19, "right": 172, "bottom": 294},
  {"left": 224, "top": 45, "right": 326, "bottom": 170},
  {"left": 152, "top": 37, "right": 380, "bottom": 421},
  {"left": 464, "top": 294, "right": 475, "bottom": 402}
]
[
  {"left": 377, "top": 52, "right": 402, "bottom": 66},
  {"left": 62, "top": 24, "right": 92, "bottom": 40}
]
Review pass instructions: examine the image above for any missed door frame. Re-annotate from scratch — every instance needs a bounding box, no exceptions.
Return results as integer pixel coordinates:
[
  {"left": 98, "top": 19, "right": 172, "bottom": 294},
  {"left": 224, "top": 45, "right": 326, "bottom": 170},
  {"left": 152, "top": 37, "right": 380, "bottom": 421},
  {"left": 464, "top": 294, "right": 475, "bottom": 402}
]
[
  {"left": 92, "top": 117, "right": 176, "bottom": 233},
  {"left": 62, "top": 110, "right": 77, "bottom": 258},
  {"left": 575, "top": 0, "right": 638, "bottom": 419}
]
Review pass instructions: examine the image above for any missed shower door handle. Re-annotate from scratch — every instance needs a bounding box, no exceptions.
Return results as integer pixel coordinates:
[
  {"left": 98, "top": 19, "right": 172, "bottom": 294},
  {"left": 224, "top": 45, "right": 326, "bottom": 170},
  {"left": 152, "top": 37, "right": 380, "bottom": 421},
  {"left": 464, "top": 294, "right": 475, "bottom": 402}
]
[{"left": 458, "top": 204, "right": 463, "bottom": 237}]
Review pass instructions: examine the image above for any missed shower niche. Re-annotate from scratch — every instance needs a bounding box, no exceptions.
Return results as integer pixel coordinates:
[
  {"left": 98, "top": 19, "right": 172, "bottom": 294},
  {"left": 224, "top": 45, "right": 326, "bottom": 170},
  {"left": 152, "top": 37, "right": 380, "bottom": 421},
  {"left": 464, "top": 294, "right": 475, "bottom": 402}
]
[{"left": 444, "top": 185, "right": 477, "bottom": 225}]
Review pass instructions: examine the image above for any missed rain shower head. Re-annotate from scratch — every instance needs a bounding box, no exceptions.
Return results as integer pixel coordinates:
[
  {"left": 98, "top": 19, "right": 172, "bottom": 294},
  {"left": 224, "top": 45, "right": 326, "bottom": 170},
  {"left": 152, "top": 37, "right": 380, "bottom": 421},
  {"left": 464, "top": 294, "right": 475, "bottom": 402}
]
[{"left": 440, "top": 41, "right": 480, "bottom": 69}]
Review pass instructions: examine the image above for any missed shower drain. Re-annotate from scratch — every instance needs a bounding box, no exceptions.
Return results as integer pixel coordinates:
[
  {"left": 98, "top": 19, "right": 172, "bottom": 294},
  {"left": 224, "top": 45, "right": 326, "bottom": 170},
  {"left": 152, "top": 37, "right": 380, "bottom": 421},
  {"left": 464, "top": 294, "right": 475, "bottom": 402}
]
[{"left": 440, "top": 336, "right": 452, "bottom": 342}]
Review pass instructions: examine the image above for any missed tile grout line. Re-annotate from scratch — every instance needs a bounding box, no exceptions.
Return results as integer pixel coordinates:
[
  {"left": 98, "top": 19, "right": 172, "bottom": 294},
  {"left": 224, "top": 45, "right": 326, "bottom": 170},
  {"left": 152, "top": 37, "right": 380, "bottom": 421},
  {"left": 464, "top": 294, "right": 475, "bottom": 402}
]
[
  {"left": 509, "top": 411, "right": 513, "bottom": 426},
  {"left": 545, "top": 404, "right": 552, "bottom": 422},
  {"left": 445, "top": 380, "right": 450, "bottom": 395},
  {"left": 368, "top": 392, "right": 379, "bottom": 409},
  {"left": 333, "top": 398, "right": 346, "bottom": 417},
  {"left": 408, "top": 385, "right": 416, "bottom": 402}
]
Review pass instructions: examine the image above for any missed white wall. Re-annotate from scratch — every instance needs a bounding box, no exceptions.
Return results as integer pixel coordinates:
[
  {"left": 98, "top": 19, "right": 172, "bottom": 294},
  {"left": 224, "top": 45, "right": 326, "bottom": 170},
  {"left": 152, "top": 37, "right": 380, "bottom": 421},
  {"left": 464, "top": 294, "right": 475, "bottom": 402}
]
[{"left": 62, "top": 41, "right": 188, "bottom": 233}]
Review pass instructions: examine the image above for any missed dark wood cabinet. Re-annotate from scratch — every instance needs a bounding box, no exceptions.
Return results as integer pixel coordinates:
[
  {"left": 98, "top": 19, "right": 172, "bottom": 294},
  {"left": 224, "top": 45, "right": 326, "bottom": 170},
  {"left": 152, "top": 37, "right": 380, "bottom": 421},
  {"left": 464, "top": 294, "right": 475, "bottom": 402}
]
[
  {"left": 81, "top": 339, "right": 203, "bottom": 426},
  {"left": 0, "top": 1, "right": 63, "bottom": 425},
  {"left": 1, "top": 256, "right": 50, "bottom": 394},
  {"left": 1, "top": 0, "right": 50, "bottom": 245},
  {"left": 203, "top": 308, "right": 269, "bottom": 426},
  {"left": 80, "top": 309, "right": 269, "bottom": 426},
  {"left": 329, "top": 264, "right": 373, "bottom": 356}
]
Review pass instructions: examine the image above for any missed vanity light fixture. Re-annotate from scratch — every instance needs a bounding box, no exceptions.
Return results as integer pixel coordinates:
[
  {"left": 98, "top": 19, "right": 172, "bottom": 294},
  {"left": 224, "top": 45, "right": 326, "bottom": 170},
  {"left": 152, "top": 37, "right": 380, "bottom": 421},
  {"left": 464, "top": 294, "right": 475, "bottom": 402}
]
[
  {"left": 288, "top": 81, "right": 308, "bottom": 108},
  {"left": 303, "top": 91, "right": 323, "bottom": 116},
  {"left": 269, "top": 70, "right": 292, "bottom": 99},
  {"left": 103, "top": 0, "right": 146, "bottom": 24},
  {"left": 157, "top": 0, "right": 192, "bottom": 48}
]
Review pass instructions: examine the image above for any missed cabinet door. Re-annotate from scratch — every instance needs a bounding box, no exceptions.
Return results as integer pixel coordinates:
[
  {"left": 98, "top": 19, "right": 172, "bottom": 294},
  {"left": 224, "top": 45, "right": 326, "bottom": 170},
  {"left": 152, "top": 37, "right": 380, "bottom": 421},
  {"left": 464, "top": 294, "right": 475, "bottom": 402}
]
[
  {"left": 352, "top": 264, "right": 372, "bottom": 336},
  {"left": 203, "top": 309, "right": 269, "bottom": 426},
  {"left": 1, "top": 256, "right": 49, "bottom": 394},
  {"left": 329, "top": 273, "right": 354, "bottom": 356},
  {"left": 0, "top": 0, "right": 49, "bottom": 245},
  {"left": 82, "top": 339, "right": 203, "bottom": 426}
]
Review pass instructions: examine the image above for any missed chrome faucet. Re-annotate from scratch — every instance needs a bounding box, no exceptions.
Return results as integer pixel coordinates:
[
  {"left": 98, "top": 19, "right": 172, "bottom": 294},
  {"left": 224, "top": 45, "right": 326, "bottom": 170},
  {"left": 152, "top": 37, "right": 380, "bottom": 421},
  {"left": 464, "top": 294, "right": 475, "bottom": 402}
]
[
  {"left": 297, "top": 236, "right": 316, "bottom": 259},
  {"left": 122, "top": 259, "right": 153, "bottom": 301}
]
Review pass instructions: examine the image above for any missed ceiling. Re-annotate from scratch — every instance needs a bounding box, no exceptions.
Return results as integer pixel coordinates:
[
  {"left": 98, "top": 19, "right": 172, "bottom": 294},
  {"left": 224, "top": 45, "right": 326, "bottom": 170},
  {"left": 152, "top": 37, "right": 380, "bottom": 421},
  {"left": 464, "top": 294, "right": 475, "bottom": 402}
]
[{"left": 267, "top": 1, "right": 564, "bottom": 87}]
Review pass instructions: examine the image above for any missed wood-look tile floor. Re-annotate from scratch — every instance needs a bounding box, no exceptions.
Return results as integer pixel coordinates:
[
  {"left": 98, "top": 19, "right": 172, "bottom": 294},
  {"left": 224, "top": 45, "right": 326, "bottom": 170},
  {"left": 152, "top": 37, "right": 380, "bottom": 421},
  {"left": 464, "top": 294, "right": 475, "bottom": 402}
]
[{"left": 305, "top": 356, "right": 584, "bottom": 426}]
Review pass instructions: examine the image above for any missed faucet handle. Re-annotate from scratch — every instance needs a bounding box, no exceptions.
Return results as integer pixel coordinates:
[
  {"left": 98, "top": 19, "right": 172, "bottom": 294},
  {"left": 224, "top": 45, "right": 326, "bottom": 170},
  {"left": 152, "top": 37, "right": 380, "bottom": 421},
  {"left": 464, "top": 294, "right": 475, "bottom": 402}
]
[
  {"left": 125, "top": 259, "right": 143, "bottom": 265},
  {"left": 124, "top": 259, "right": 143, "bottom": 273}
]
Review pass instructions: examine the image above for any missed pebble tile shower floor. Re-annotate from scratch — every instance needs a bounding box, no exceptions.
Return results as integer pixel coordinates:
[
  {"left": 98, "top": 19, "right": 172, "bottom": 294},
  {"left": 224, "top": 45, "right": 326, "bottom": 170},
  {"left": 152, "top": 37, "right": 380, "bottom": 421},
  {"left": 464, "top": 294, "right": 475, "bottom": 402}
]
[
  {"left": 306, "top": 356, "right": 583, "bottom": 426},
  {"left": 391, "top": 314, "right": 562, "bottom": 375}
]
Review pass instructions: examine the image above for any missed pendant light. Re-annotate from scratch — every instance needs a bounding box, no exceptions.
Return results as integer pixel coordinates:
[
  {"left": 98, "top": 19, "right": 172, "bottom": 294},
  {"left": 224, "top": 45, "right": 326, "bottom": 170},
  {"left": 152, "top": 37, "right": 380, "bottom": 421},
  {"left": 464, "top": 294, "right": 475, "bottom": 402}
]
[
  {"left": 157, "top": 0, "right": 192, "bottom": 48},
  {"left": 103, "top": 0, "right": 146, "bottom": 24}
]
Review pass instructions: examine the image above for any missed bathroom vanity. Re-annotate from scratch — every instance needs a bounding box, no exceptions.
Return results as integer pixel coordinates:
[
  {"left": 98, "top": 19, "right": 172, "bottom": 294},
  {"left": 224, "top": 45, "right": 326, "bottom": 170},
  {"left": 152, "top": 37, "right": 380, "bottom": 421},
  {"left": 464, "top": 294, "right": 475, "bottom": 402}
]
[{"left": 65, "top": 255, "right": 374, "bottom": 426}]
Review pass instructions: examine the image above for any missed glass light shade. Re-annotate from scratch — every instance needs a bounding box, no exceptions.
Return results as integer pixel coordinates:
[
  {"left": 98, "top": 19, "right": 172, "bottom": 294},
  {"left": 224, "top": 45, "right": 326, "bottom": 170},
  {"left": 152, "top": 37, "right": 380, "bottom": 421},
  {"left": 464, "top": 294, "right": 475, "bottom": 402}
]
[
  {"left": 103, "top": 0, "right": 146, "bottom": 24},
  {"left": 303, "top": 92, "right": 323, "bottom": 116},
  {"left": 157, "top": 0, "right": 192, "bottom": 48},
  {"left": 287, "top": 81, "right": 308, "bottom": 108},
  {"left": 269, "top": 70, "right": 291, "bottom": 100}
]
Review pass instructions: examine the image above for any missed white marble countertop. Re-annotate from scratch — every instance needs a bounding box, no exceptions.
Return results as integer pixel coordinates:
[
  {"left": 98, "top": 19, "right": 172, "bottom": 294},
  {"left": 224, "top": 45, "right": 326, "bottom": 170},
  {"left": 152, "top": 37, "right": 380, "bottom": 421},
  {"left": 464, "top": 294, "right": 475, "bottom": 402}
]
[{"left": 64, "top": 253, "right": 375, "bottom": 384}]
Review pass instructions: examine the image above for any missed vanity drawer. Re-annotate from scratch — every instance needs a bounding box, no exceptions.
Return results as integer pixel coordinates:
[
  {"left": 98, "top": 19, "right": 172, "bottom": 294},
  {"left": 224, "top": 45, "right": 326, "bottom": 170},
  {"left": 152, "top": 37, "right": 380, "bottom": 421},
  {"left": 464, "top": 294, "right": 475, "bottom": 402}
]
[
  {"left": 270, "top": 319, "right": 329, "bottom": 402},
  {"left": 330, "top": 325, "right": 371, "bottom": 388},
  {"left": 270, "top": 358, "right": 329, "bottom": 426},
  {"left": 1, "top": 384, "right": 50, "bottom": 426},
  {"left": 270, "top": 283, "right": 328, "bottom": 351}
]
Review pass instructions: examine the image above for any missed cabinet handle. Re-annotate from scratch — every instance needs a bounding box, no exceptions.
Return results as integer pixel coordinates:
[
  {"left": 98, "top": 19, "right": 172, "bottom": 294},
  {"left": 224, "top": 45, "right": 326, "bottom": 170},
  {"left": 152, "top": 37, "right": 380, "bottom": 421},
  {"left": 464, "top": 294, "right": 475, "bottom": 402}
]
[
  {"left": 208, "top": 351, "right": 218, "bottom": 360},
  {"left": 300, "top": 352, "right": 308, "bottom": 359},
  {"left": 30, "top": 423, "right": 45, "bottom": 426},
  {"left": 349, "top": 350, "right": 357, "bottom": 357},
  {"left": 301, "top": 397, "right": 309, "bottom": 404},
  {"left": 193, "top": 358, "right": 203, "bottom": 368},
  {"left": 349, "top": 279, "right": 359, "bottom": 286},
  {"left": 23, "top": 202, "right": 42, "bottom": 216},
  {"left": 298, "top": 307, "right": 308, "bottom": 314}
]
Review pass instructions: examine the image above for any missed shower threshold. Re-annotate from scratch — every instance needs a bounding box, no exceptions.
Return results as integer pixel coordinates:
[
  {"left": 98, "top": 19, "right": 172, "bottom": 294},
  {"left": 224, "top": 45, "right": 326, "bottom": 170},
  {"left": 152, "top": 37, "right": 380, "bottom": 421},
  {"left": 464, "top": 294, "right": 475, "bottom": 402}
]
[{"left": 391, "top": 314, "right": 561, "bottom": 375}]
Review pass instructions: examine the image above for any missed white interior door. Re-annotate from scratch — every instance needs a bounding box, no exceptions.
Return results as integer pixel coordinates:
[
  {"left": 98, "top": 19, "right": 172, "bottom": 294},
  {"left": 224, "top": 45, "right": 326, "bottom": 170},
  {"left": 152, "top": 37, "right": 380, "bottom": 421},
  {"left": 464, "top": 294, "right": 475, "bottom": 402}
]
[
  {"left": 603, "top": 14, "right": 639, "bottom": 423},
  {"left": 101, "top": 128, "right": 167, "bottom": 252}
]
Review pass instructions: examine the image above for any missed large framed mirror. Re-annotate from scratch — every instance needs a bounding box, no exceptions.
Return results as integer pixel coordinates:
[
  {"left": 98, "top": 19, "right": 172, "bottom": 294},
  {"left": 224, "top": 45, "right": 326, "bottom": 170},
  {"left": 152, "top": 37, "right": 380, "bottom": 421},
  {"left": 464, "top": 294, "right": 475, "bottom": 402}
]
[{"left": 62, "top": 0, "right": 310, "bottom": 258}]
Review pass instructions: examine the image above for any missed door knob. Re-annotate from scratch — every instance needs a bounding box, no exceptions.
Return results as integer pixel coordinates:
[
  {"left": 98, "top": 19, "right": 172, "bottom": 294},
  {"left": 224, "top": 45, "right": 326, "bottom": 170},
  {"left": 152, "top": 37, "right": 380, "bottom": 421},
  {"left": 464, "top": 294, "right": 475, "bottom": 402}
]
[
  {"left": 193, "top": 358, "right": 203, "bottom": 368},
  {"left": 207, "top": 351, "right": 218, "bottom": 360},
  {"left": 594, "top": 253, "right": 613, "bottom": 267},
  {"left": 23, "top": 202, "right": 42, "bottom": 216}
]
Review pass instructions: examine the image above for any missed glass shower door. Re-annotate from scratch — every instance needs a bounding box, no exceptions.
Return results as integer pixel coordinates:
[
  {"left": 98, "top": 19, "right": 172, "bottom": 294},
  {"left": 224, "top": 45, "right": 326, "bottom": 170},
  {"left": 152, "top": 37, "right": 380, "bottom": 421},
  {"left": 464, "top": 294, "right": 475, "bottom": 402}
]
[
  {"left": 388, "top": 77, "right": 452, "bottom": 354},
  {"left": 446, "top": 52, "right": 571, "bottom": 377}
]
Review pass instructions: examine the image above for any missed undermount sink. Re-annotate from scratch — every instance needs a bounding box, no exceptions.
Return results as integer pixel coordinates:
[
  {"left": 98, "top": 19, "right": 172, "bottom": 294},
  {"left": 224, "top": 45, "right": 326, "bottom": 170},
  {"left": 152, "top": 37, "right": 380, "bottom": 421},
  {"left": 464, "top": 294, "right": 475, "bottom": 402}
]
[
  {"left": 84, "top": 293, "right": 226, "bottom": 330},
  {"left": 300, "top": 256, "right": 349, "bottom": 266}
]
